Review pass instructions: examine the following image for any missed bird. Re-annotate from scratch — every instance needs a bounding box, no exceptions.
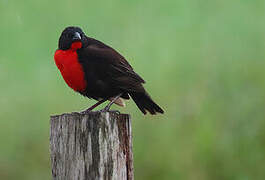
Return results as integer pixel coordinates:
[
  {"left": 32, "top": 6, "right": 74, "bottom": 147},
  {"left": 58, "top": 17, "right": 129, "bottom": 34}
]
[{"left": 54, "top": 26, "right": 164, "bottom": 115}]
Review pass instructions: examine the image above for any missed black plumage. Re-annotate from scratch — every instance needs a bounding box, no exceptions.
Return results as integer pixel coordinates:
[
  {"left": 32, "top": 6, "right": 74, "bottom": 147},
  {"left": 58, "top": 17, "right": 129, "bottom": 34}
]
[{"left": 58, "top": 26, "right": 164, "bottom": 115}]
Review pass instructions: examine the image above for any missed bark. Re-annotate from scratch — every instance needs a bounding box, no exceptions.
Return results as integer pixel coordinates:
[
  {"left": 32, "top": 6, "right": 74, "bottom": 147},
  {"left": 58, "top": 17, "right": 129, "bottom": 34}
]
[{"left": 50, "top": 111, "right": 133, "bottom": 180}]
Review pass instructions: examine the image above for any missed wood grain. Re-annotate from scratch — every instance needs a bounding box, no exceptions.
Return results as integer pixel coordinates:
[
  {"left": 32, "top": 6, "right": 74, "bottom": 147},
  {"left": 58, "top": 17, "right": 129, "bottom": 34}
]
[{"left": 50, "top": 111, "right": 133, "bottom": 180}]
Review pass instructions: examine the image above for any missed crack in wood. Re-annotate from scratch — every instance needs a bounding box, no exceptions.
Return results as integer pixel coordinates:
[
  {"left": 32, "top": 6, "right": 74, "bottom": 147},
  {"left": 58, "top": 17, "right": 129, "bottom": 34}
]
[{"left": 50, "top": 111, "right": 133, "bottom": 180}]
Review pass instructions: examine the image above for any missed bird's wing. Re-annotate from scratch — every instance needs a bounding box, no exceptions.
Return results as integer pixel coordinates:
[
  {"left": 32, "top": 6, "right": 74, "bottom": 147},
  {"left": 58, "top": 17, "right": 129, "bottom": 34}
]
[{"left": 79, "top": 37, "right": 145, "bottom": 92}]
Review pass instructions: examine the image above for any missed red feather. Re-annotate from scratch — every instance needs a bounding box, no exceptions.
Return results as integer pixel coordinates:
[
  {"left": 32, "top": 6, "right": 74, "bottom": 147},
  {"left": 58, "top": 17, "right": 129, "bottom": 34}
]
[{"left": 54, "top": 46, "right": 87, "bottom": 92}]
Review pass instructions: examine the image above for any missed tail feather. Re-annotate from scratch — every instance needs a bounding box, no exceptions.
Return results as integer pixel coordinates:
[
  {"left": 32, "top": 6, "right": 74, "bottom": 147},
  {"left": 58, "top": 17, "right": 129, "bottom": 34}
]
[{"left": 129, "top": 92, "right": 164, "bottom": 115}]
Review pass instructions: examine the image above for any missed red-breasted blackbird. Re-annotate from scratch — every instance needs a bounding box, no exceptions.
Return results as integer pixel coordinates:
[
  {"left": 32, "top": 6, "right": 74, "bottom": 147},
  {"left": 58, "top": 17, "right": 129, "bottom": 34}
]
[{"left": 54, "top": 26, "right": 164, "bottom": 115}]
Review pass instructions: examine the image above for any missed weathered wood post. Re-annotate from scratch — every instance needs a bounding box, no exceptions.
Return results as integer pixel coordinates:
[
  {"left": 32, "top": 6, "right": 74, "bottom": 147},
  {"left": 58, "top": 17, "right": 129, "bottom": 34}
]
[{"left": 50, "top": 111, "right": 133, "bottom": 180}]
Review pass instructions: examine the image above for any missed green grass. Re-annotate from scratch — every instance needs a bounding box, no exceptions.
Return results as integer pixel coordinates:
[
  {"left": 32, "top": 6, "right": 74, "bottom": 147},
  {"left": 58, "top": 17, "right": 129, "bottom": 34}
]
[{"left": 1, "top": 0, "right": 265, "bottom": 179}]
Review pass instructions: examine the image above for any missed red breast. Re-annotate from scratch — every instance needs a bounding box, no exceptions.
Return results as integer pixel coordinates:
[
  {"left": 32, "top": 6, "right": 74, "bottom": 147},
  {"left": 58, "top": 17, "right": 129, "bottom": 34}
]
[{"left": 54, "top": 42, "right": 87, "bottom": 92}]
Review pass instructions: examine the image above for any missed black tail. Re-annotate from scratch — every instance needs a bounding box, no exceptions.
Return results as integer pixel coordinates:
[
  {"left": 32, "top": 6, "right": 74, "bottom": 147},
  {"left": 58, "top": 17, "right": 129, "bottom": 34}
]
[{"left": 129, "top": 92, "right": 164, "bottom": 115}]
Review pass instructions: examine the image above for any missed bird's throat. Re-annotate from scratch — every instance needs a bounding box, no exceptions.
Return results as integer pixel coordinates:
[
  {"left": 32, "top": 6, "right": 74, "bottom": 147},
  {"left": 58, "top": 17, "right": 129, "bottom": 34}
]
[
  {"left": 54, "top": 49, "right": 87, "bottom": 92},
  {"left": 71, "top": 41, "right": 82, "bottom": 50}
]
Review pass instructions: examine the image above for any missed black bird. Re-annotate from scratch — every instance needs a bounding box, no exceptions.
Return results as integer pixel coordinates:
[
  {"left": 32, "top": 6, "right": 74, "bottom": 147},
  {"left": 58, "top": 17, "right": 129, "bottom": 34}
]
[{"left": 54, "top": 26, "right": 164, "bottom": 115}]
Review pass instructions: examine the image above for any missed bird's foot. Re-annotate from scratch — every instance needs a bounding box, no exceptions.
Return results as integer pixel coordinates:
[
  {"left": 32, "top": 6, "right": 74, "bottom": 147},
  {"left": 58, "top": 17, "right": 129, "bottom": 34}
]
[
  {"left": 98, "top": 108, "right": 120, "bottom": 114},
  {"left": 96, "top": 93, "right": 122, "bottom": 114},
  {"left": 80, "top": 108, "right": 120, "bottom": 115},
  {"left": 80, "top": 108, "right": 92, "bottom": 114},
  {"left": 80, "top": 109, "right": 120, "bottom": 115}
]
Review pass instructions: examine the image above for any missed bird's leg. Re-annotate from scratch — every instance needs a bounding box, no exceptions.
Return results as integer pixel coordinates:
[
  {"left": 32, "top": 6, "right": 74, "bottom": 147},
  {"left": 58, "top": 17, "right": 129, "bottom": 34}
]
[
  {"left": 101, "top": 93, "right": 123, "bottom": 112},
  {"left": 80, "top": 99, "right": 107, "bottom": 114}
]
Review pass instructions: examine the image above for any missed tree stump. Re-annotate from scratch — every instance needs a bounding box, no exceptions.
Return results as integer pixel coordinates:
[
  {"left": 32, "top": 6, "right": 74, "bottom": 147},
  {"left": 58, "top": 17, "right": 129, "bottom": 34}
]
[{"left": 50, "top": 111, "right": 133, "bottom": 180}]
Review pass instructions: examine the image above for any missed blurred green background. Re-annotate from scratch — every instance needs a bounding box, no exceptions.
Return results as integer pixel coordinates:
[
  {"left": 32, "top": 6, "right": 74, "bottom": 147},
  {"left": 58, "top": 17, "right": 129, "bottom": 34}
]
[{"left": 1, "top": 0, "right": 265, "bottom": 179}]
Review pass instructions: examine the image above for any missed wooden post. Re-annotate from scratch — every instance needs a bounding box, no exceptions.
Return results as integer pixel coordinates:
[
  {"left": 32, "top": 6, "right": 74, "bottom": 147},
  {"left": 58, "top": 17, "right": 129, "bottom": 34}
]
[{"left": 50, "top": 111, "right": 133, "bottom": 180}]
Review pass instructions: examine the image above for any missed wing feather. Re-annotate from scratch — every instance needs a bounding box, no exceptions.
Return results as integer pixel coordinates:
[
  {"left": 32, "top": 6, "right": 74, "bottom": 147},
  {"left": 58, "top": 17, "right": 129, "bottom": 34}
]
[{"left": 79, "top": 37, "right": 145, "bottom": 92}]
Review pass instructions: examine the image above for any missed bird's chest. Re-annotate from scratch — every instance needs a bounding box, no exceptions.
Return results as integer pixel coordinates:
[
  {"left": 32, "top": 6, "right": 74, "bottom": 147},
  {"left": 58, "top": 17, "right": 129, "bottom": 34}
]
[{"left": 54, "top": 50, "right": 87, "bottom": 92}]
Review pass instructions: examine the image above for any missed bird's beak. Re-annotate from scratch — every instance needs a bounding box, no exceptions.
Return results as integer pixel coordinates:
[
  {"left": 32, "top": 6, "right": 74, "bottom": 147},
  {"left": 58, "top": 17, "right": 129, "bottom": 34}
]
[{"left": 72, "top": 32, "right": 81, "bottom": 41}]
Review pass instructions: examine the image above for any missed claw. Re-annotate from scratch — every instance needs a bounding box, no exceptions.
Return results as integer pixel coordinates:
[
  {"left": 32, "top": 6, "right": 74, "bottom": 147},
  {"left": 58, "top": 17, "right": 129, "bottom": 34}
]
[
  {"left": 79, "top": 93, "right": 123, "bottom": 114},
  {"left": 99, "top": 109, "right": 120, "bottom": 114}
]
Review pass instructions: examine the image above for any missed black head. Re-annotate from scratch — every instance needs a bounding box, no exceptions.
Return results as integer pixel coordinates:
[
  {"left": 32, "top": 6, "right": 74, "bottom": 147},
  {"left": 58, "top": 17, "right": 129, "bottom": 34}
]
[{"left": 58, "top": 26, "right": 88, "bottom": 50}]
